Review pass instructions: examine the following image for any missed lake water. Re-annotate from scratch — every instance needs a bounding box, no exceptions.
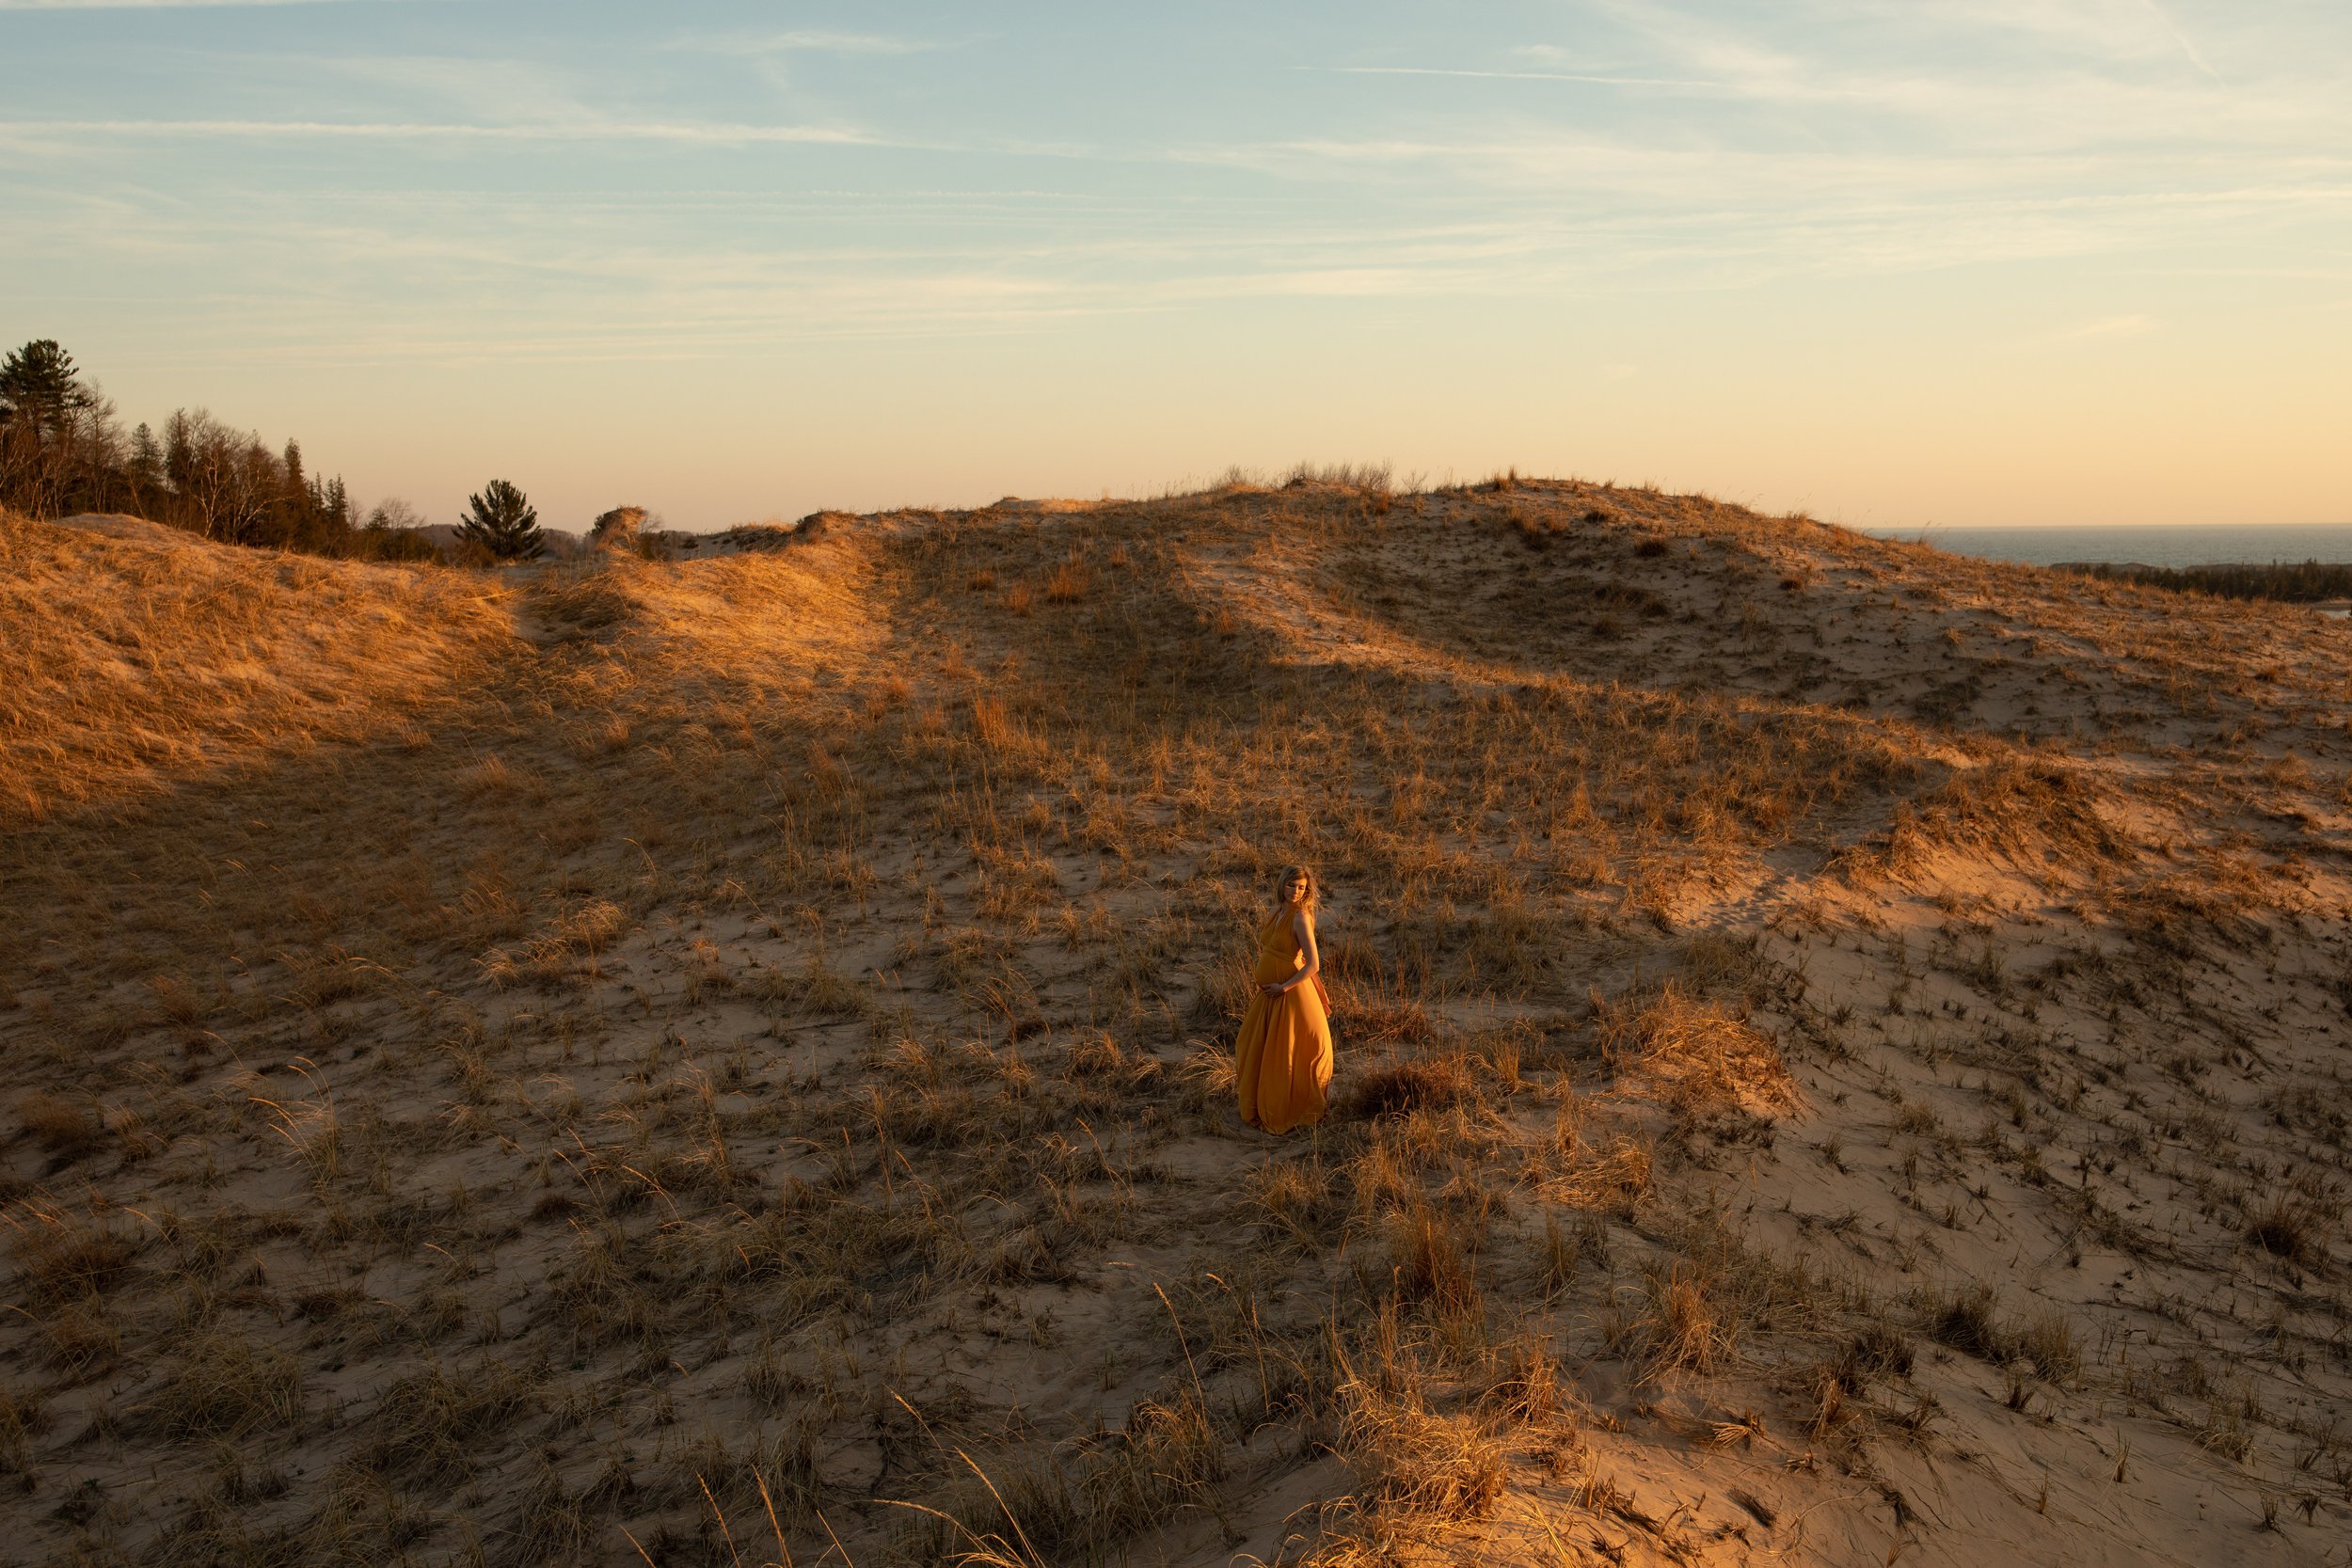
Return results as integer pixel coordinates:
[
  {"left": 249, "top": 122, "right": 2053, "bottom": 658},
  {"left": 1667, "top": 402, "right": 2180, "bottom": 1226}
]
[{"left": 1863, "top": 523, "right": 2352, "bottom": 569}]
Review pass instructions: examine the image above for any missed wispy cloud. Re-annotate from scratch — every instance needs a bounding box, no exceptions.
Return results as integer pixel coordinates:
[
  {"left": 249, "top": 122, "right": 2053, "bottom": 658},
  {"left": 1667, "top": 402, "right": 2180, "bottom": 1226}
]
[
  {"left": 1297, "top": 65, "right": 1714, "bottom": 88},
  {"left": 1577, "top": 0, "right": 2326, "bottom": 140},
  {"left": 0, "top": 1, "right": 363, "bottom": 8},
  {"left": 663, "top": 27, "right": 951, "bottom": 57},
  {"left": 0, "top": 118, "right": 882, "bottom": 145}
]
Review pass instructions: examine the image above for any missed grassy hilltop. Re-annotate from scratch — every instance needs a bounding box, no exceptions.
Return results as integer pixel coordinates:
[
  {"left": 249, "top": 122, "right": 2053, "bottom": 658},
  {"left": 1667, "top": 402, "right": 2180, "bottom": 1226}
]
[{"left": 3, "top": 477, "right": 2349, "bottom": 1567}]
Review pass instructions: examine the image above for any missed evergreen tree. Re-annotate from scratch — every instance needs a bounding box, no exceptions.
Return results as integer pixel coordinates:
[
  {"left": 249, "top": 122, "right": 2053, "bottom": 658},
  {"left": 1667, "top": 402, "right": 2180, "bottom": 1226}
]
[
  {"left": 163, "top": 410, "right": 192, "bottom": 488},
  {"left": 129, "top": 422, "right": 164, "bottom": 488},
  {"left": 0, "top": 340, "right": 96, "bottom": 434},
  {"left": 0, "top": 340, "right": 107, "bottom": 515},
  {"left": 455, "top": 478, "right": 545, "bottom": 562}
]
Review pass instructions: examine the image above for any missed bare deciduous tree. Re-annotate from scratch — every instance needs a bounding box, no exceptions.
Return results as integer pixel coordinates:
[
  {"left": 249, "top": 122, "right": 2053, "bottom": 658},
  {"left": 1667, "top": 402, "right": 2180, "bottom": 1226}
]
[{"left": 165, "top": 409, "right": 278, "bottom": 545}]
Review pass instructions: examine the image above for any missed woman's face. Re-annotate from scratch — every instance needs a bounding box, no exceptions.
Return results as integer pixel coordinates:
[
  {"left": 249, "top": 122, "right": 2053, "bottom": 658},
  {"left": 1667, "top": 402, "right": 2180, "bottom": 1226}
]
[{"left": 1282, "top": 875, "right": 1308, "bottom": 907}]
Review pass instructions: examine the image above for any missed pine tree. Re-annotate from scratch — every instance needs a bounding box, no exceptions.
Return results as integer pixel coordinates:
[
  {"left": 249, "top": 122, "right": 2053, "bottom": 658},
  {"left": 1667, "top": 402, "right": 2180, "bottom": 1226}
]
[
  {"left": 129, "top": 422, "right": 164, "bottom": 487},
  {"left": 455, "top": 478, "right": 545, "bottom": 562},
  {"left": 0, "top": 340, "right": 96, "bottom": 435},
  {"left": 0, "top": 340, "right": 108, "bottom": 517},
  {"left": 164, "top": 410, "right": 193, "bottom": 490}
]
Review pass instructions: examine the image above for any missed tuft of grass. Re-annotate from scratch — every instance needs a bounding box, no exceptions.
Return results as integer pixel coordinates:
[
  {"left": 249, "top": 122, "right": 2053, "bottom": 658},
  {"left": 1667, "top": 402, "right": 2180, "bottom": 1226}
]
[
  {"left": 134, "top": 1329, "right": 306, "bottom": 1441},
  {"left": 14, "top": 1091, "right": 99, "bottom": 1158},
  {"left": 2015, "top": 1309, "right": 2080, "bottom": 1384},
  {"left": 2246, "top": 1187, "right": 2338, "bottom": 1267},
  {"left": 886, "top": 1389, "right": 1232, "bottom": 1568},
  {"left": 1823, "top": 1323, "right": 1915, "bottom": 1392},
  {"left": 1251, "top": 1157, "right": 1337, "bottom": 1247},
  {"left": 1634, "top": 1261, "right": 1731, "bottom": 1377},
  {"left": 1343, "top": 1057, "right": 1470, "bottom": 1119},
  {"left": 1597, "top": 982, "right": 1795, "bottom": 1117},
  {"left": 5, "top": 1200, "right": 138, "bottom": 1308},
  {"left": 0, "top": 1382, "right": 45, "bottom": 1475},
  {"left": 1044, "top": 558, "right": 1090, "bottom": 604},
  {"left": 1385, "top": 1202, "right": 1483, "bottom": 1320},
  {"left": 1320, "top": 1361, "right": 1506, "bottom": 1560},
  {"left": 1922, "top": 1282, "right": 2016, "bottom": 1364},
  {"left": 358, "top": 1357, "right": 538, "bottom": 1484}
]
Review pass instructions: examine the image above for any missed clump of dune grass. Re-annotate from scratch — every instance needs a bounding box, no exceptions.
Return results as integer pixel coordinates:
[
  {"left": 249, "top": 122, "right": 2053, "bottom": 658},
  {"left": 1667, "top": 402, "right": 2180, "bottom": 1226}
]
[
  {"left": 1342, "top": 1056, "right": 1470, "bottom": 1119},
  {"left": 132, "top": 1329, "right": 306, "bottom": 1441},
  {"left": 1595, "top": 982, "right": 1795, "bottom": 1117}
]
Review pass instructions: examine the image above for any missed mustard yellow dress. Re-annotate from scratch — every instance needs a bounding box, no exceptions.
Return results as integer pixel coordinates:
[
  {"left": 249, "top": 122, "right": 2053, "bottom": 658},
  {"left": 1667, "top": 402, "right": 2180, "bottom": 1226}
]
[{"left": 1234, "top": 911, "right": 1334, "bottom": 1133}]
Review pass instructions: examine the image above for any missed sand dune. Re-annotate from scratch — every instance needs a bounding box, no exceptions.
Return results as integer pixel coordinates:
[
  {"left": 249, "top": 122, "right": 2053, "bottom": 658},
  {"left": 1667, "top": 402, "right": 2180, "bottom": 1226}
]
[{"left": 2, "top": 479, "right": 2346, "bottom": 1566}]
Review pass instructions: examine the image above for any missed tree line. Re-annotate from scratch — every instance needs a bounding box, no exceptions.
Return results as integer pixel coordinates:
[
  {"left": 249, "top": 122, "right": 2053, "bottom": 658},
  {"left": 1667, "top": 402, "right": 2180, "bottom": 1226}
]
[
  {"left": 0, "top": 339, "right": 548, "bottom": 563},
  {"left": 2066, "top": 558, "right": 2352, "bottom": 606}
]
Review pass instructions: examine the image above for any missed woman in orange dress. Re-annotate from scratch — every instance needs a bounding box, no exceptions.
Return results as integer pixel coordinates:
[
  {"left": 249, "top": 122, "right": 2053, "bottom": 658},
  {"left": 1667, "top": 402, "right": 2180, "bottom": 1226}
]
[{"left": 1234, "top": 865, "right": 1334, "bottom": 1133}]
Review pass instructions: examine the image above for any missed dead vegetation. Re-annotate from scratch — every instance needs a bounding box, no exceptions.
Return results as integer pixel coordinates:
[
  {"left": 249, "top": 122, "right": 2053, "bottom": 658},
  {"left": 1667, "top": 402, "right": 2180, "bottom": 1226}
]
[
  {"left": 3, "top": 478, "right": 2349, "bottom": 1565},
  {"left": 0, "top": 511, "right": 512, "bottom": 822}
]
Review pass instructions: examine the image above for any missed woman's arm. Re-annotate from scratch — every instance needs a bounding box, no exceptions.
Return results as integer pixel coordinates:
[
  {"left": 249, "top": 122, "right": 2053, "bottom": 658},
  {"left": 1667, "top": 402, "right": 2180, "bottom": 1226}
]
[{"left": 1279, "top": 909, "right": 1320, "bottom": 992}]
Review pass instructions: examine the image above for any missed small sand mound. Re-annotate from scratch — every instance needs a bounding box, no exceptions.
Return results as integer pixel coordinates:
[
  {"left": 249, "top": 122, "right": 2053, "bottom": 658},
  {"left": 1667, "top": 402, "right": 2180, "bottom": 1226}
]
[
  {"left": 992, "top": 497, "right": 1104, "bottom": 515},
  {"left": 47, "top": 512, "right": 188, "bottom": 546}
]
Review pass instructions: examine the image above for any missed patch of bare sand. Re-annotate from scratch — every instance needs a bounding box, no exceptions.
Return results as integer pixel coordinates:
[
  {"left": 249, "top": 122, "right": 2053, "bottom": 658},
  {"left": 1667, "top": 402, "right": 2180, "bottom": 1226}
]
[{"left": 2, "top": 481, "right": 2347, "bottom": 1567}]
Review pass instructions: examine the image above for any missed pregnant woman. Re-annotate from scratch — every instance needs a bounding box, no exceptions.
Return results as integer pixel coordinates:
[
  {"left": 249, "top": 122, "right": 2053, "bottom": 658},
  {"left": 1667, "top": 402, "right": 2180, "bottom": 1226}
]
[{"left": 1235, "top": 865, "right": 1334, "bottom": 1134}]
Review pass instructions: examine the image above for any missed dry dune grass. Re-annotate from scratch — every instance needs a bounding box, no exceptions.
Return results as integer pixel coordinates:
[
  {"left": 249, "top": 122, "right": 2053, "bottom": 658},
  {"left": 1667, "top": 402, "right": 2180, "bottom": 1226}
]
[
  {"left": 1595, "top": 982, "right": 1797, "bottom": 1119},
  {"left": 0, "top": 509, "right": 513, "bottom": 822},
  {"left": 3, "top": 480, "right": 2350, "bottom": 1567},
  {"left": 532, "top": 534, "right": 886, "bottom": 694}
]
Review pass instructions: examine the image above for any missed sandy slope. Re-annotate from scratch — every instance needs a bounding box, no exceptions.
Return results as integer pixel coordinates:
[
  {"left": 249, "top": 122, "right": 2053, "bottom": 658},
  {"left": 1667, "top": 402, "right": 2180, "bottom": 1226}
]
[
  {"left": 0, "top": 515, "right": 514, "bottom": 821},
  {"left": 1, "top": 482, "right": 2347, "bottom": 1567}
]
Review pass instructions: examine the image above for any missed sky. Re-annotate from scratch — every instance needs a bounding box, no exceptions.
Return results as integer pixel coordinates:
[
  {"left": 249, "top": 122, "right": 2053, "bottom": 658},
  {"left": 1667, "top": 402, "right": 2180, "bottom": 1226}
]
[{"left": 2, "top": 1, "right": 2346, "bottom": 533}]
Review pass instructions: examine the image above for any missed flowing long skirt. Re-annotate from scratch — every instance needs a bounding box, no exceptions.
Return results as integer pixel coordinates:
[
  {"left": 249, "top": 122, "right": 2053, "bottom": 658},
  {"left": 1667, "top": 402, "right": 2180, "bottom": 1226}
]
[{"left": 1235, "top": 975, "right": 1333, "bottom": 1134}]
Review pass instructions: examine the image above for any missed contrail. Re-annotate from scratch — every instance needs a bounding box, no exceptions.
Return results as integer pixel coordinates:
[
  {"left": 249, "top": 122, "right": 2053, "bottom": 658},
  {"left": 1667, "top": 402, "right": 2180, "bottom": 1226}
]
[{"left": 2139, "top": 0, "right": 2223, "bottom": 82}]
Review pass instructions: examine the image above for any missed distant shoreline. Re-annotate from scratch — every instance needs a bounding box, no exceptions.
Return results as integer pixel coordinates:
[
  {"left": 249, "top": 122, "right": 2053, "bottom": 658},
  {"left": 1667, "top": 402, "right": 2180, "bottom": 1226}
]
[{"left": 1865, "top": 521, "right": 2352, "bottom": 571}]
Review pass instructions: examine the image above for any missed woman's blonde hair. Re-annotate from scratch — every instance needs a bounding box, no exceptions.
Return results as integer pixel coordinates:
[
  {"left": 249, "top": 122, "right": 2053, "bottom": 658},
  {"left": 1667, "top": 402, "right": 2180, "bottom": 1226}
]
[{"left": 1275, "top": 864, "right": 1320, "bottom": 911}]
